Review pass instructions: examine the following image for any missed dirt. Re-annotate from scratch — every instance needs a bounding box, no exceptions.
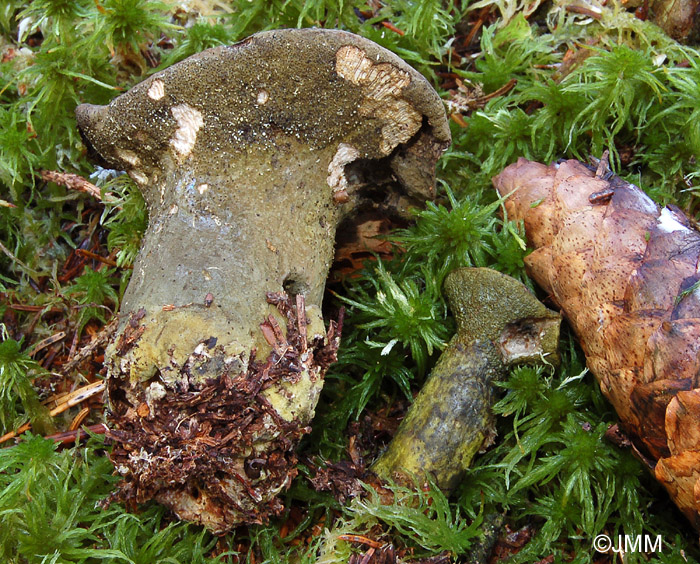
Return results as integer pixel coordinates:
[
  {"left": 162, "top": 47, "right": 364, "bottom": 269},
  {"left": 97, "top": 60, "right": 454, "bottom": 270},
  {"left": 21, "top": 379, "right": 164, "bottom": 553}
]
[{"left": 104, "top": 292, "right": 341, "bottom": 530}]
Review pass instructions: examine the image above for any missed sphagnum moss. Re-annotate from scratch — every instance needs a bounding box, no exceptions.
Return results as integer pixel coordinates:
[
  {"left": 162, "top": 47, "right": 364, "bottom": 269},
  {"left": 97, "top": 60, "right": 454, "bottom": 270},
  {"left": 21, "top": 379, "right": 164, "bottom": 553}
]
[{"left": 1, "top": 0, "right": 700, "bottom": 561}]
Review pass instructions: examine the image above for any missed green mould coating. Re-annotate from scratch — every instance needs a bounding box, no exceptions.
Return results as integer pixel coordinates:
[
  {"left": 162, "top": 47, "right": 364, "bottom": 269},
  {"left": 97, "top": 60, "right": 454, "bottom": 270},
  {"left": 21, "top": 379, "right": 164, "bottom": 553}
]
[
  {"left": 75, "top": 28, "right": 450, "bottom": 533},
  {"left": 373, "top": 267, "right": 561, "bottom": 492}
]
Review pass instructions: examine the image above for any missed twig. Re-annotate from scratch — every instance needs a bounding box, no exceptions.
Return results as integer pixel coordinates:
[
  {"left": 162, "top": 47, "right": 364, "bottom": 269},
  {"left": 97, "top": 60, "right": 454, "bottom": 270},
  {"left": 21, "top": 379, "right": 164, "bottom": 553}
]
[
  {"left": 446, "top": 78, "right": 517, "bottom": 115},
  {"left": 6, "top": 303, "right": 62, "bottom": 314},
  {"left": 463, "top": 5, "right": 492, "bottom": 47},
  {"left": 44, "top": 423, "right": 108, "bottom": 446},
  {"left": 76, "top": 249, "right": 120, "bottom": 268},
  {"left": 44, "top": 380, "right": 105, "bottom": 411},
  {"left": 40, "top": 170, "right": 106, "bottom": 201},
  {"left": 478, "top": 78, "right": 518, "bottom": 103},
  {"left": 62, "top": 317, "right": 118, "bottom": 373},
  {"left": 380, "top": 21, "right": 404, "bottom": 35},
  {"left": 68, "top": 328, "right": 81, "bottom": 362},
  {"left": 451, "top": 112, "right": 468, "bottom": 127},
  {"left": 28, "top": 331, "right": 67, "bottom": 358},
  {"left": 338, "top": 535, "right": 383, "bottom": 549},
  {"left": 565, "top": 4, "right": 602, "bottom": 19},
  {"left": 69, "top": 407, "right": 91, "bottom": 431},
  {"left": 0, "top": 422, "right": 31, "bottom": 444},
  {"left": 0, "top": 381, "right": 106, "bottom": 444}
]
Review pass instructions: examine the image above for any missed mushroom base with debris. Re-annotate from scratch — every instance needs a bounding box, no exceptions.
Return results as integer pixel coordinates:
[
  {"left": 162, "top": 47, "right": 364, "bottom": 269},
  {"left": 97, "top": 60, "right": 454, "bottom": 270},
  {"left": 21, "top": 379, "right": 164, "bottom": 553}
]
[{"left": 104, "top": 293, "right": 340, "bottom": 532}]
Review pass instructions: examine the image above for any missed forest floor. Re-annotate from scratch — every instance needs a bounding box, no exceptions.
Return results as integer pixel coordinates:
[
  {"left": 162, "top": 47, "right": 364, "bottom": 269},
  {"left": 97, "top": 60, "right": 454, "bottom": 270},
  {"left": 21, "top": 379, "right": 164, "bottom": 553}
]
[{"left": 1, "top": 0, "right": 699, "bottom": 562}]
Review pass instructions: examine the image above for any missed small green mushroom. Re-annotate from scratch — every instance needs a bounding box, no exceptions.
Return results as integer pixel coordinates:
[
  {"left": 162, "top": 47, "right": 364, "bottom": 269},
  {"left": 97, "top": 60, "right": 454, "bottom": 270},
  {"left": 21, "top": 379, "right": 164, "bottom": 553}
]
[
  {"left": 373, "top": 267, "right": 561, "bottom": 492},
  {"left": 76, "top": 29, "right": 450, "bottom": 532}
]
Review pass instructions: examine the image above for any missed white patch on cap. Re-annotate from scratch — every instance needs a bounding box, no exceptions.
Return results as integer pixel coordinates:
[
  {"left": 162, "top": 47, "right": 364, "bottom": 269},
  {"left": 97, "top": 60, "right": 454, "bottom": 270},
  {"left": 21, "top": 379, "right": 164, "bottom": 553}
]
[
  {"left": 129, "top": 170, "right": 148, "bottom": 185},
  {"left": 657, "top": 207, "right": 691, "bottom": 233},
  {"left": 335, "top": 45, "right": 420, "bottom": 155},
  {"left": 148, "top": 79, "right": 165, "bottom": 100},
  {"left": 197, "top": 183, "right": 208, "bottom": 195},
  {"left": 623, "top": 183, "right": 659, "bottom": 215},
  {"left": 256, "top": 89, "right": 269, "bottom": 105},
  {"left": 170, "top": 104, "right": 203, "bottom": 158},
  {"left": 327, "top": 143, "right": 359, "bottom": 194},
  {"left": 116, "top": 148, "right": 140, "bottom": 167}
]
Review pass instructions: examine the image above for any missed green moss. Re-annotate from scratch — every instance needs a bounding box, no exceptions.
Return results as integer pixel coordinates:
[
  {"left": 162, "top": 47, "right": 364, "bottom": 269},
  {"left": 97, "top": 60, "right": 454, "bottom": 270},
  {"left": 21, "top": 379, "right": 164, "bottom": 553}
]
[
  {"left": 0, "top": 106, "right": 41, "bottom": 192},
  {"left": 64, "top": 267, "right": 119, "bottom": 330},
  {"left": 317, "top": 479, "right": 481, "bottom": 560},
  {"left": 0, "top": 332, "right": 53, "bottom": 435},
  {"left": 93, "top": 0, "right": 178, "bottom": 55},
  {"left": 394, "top": 187, "right": 503, "bottom": 280},
  {"left": 0, "top": 433, "right": 226, "bottom": 563},
  {"left": 99, "top": 174, "right": 148, "bottom": 271},
  {"left": 334, "top": 261, "right": 450, "bottom": 378}
]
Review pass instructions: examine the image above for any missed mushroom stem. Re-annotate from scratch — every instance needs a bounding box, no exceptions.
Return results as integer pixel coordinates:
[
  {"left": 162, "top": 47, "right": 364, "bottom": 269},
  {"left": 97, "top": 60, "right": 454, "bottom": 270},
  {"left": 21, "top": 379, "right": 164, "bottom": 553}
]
[{"left": 372, "top": 268, "right": 561, "bottom": 491}]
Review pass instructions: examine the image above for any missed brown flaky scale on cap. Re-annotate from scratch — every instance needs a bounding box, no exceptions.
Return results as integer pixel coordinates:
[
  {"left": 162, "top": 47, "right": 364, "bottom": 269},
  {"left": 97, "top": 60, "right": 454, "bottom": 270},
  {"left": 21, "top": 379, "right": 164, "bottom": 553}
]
[
  {"left": 76, "top": 28, "right": 450, "bottom": 533},
  {"left": 494, "top": 158, "right": 700, "bottom": 530}
]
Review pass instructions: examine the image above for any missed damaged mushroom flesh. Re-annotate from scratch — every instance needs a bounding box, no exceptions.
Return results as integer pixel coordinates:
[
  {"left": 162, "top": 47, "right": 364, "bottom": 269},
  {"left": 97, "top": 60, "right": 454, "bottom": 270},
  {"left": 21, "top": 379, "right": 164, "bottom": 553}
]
[{"left": 75, "top": 28, "right": 450, "bottom": 533}]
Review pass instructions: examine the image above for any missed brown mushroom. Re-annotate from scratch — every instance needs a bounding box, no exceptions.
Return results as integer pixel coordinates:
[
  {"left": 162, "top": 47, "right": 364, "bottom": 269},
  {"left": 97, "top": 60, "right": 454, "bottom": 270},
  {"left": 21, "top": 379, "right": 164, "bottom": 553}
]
[{"left": 75, "top": 28, "right": 450, "bottom": 532}]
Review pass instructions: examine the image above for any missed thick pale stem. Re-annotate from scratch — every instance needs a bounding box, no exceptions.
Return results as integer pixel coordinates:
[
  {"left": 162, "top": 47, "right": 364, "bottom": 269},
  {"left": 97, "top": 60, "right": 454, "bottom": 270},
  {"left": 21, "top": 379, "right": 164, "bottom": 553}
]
[{"left": 113, "top": 137, "right": 339, "bottom": 386}]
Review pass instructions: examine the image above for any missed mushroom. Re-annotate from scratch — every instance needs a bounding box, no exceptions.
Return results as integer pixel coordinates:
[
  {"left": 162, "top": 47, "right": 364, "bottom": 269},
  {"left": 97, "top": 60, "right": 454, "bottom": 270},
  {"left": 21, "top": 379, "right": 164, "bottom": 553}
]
[
  {"left": 373, "top": 268, "right": 561, "bottom": 492},
  {"left": 75, "top": 28, "right": 450, "bottom": 532}
]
